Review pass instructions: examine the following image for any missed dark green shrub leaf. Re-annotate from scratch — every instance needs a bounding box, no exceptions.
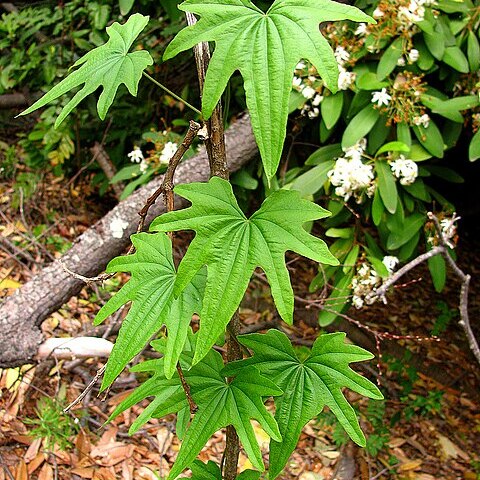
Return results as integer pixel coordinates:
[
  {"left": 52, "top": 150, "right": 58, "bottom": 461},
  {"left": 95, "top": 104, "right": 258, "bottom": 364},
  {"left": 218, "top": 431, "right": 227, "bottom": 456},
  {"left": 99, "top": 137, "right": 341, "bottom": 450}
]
[
  {"left": 375, "top": 161, "right": 397, "bottom": 214},
  {"left": 413, "top": 122, "right": 445, "bottom": 158},
  {"left": 386, "top": 213, "right": 425, "bottom": 250},
  {"left": 376, "top": 37, "right": 404, "bottom": 80},
  {"left": 342, "top": 105, "right": 380, "bottom": 148},
  {"left": 321, "top": 92, "right": 344, "bottom": 129},
  {"left": 442, "top": 46, "right": 469, "bottom": 73},
  {"left": 469, "top": 130, "right": 480, "bottom": 162},
  {"left": 291, "top": 160, "right": 334, "bottom": 196},
  {"left": 428, "top": 254, "right": 446, "bottom": 292}
]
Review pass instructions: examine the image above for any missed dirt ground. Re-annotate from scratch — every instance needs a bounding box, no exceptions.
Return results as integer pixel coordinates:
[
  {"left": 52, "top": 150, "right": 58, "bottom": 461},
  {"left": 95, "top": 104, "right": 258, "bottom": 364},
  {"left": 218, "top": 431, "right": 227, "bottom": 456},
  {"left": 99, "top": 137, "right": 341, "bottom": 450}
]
[{"left": 0, "top": 174, "right": 479, "bottom": 480}]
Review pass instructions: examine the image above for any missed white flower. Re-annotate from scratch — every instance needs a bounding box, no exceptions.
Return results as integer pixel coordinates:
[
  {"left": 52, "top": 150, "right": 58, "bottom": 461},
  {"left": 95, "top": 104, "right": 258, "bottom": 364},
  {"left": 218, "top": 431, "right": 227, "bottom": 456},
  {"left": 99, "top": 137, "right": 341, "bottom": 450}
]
[
  {"left": 334, "top": 46, "right": 350, "bottom": 66},
  {"left": 398, "top": 0, "right": 425, "bottom": 24},
  {"left": 292, "top": 76, "right": 302, "bottom": 88},
  {"left": 397, "top": 56, "right": 406, "bottom": 66},
  {"left": 328, "top": 154, "right": 374, "bottom": 202},
  {"left": 351, "top": 262, "right": 382, "bottom": 308},
  {"left": 139, "top": 160, "right": 148, "bottom": 173},
  {"left": 382, "top": 256, "right": 399, "bottom": 273},
  {"left": 296, "top": 61, "right": 306, "bottom": 70},
  {"left": 308, "top": 75, "right": 317, "bottom": 82},
  {"left": 343, "top": 138, "right": 367, "bottom": 162},
  {"left": 440, "top": 214, "right": 460, "bottom": 242},
  {"left": 355, "top": 23, "right": 368, "bottom": 36},
  {"left": 371, "top": 88, "right": 392, "bottom": 107},
  {"left": 127, "top": 147, "right": 144, "bottom": 163},
  {"left": 390, "top": 155, "right": 418, "bottom": 185},
  {"left": 413, "top": 114, "right": 430, "bottom": 128},
  {"left": 373, "top": 7, "right": 384, "bottom": 17},
  {"left": 338, "top": 66, "right": 356, "bottom": 90},
  {"left": 159, "top": 142, "right": 178, "bottom": 164},
  {"left": 312, "top": 94, "right": 324, "bottom": 106},
  {"left": 302, "top": 86, "right": 316, "bottom": 99},
  {"left": 408, "top": 49, "right": 420, "bottom": 62},
  {"left": 110, "top": 217, "right": 129, "bottom": 239},
  {"left": 308, "top": 107, "right": 320, "bottom": 119}
]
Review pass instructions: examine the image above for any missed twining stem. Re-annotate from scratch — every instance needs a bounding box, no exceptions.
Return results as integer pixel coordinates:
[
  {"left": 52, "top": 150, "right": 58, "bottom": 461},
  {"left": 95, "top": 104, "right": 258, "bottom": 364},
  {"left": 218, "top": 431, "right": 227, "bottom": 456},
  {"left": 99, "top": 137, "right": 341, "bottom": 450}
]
[
  {"left": 137, "top": 120, "right": 201, "bottom": 234},
  {"left": 143, "top": 72, "right": 202, "bottom": 116},
  {"left": 186, "top": 12, "right": 241, "bottom": 480}
]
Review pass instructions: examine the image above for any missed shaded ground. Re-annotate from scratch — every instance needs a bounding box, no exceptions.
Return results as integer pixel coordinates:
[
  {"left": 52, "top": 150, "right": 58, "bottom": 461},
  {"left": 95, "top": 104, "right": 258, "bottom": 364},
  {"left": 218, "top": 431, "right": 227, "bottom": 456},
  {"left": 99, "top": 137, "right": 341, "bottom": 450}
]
[{"left": 0, "top": 173, "right": 479, "bottom": 480}]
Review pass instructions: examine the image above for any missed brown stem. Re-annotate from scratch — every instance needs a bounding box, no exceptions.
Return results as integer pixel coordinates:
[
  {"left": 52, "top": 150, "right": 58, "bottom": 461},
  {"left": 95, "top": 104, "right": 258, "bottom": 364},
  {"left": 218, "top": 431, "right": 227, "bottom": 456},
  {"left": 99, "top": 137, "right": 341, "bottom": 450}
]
[
  {"left": 186, "top": 12, "right": 240, "bottom": 478},
  {"left": 186, "top": 12, "right": 228, "bottom": 180}
]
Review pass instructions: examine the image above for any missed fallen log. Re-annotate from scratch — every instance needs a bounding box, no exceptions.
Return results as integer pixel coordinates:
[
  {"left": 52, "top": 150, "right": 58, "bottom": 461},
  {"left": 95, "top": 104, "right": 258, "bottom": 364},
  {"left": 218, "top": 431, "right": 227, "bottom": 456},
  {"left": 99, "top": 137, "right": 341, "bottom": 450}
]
[{"left": 0, "top": 114, "right": 257, "bottom": 367}]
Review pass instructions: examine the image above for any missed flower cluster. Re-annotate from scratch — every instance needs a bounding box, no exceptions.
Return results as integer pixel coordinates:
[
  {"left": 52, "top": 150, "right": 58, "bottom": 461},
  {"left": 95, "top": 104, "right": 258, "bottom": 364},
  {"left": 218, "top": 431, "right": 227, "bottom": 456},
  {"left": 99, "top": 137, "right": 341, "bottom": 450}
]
[
  {"left": 159, "top": 141, "right": 178, "bottom": 164},
  {"left": 292, "top": 61, "right": 324, "bottom": 119},
  {"left": 327, "top": 139, "right": 376, "bottom": 202},
  {"left": 351, "top": 256, "right": 399, "bottom": 309},
  {"left": 335, "top": 46, "right": 356, "bottom": 91},
  {"left": 426, "top": 213, "right": 460, "bottom": 249},
  {"left": 370, "top": 72, "right": 428, "bottom": 126},
  {"left": 128, "top": 146, "right": 148, "bottom": 173},
  {"left": 390, "top": 155, "right": 418, "bottom": 185}
]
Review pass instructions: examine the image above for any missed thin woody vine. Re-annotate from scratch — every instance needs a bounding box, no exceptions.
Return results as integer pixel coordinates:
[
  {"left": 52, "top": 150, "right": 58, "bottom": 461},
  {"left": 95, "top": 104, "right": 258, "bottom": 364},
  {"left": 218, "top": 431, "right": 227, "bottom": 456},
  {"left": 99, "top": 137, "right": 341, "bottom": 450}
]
[{"left": 18, "top": 1, "right": 480, "bottom": 479}]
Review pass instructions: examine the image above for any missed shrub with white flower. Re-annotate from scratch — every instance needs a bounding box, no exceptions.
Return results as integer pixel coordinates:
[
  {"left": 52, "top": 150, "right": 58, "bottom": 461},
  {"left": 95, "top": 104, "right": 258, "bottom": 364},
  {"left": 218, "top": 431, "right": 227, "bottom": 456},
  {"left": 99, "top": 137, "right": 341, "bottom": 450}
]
[
  {"left": 351, "top": 256, "right": 400, "bottom": 308},
  {"left": 328, "top": 139, "right": 375, "bottom": 203},
  {"left": 390, "top": 155, "right": 418, "bottom": 185},
  {"left": 159, "top": 141, "right": 178, "bottom": 164},
  {"left": 413, "top": 114, "right": 430, "bottom": 128},
  {"left": 127, "top": 147, "right": 144, "bottom": 163},
  {"left": 371, "top": 88, "right": 392, "bottom": 107}
]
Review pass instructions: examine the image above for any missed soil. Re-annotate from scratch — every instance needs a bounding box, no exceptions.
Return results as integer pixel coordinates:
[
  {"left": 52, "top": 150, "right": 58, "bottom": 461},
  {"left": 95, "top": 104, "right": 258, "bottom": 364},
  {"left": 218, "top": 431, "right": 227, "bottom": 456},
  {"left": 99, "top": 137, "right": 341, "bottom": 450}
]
[{"left": 0, "top": 173, "right": 479, "bottom": 480}]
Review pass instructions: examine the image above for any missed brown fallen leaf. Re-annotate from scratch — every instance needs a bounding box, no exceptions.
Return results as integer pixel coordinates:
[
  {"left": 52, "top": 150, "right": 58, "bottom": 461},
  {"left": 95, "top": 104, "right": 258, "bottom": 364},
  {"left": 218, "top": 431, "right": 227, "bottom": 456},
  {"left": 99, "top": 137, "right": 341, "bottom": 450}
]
[
  {"left": 37, "top": 463, "right": 53, "bottom": 480},
  {"left": 437, "top": 434, "right": 469, "bottom": 461},
  {"left": 90, "top": 442, "right": 134, "bottom": 467},
  {"left": 24, "top": 438, "right": 42, "bottom": 463},
  {"left": 26, "top": 453, "right": 45, "bottom": 475},
  {"left": 75, "top": 430, "right": 92, "bottom": 460},
  {"left": 71, "top": 467, "right": 95, "bottom": 479},
  {"left": 397, "top": 459, "right": 422, "bottom": 472},
  {"left": 14, "top": 460, "right": 27, "bottom": 480}
]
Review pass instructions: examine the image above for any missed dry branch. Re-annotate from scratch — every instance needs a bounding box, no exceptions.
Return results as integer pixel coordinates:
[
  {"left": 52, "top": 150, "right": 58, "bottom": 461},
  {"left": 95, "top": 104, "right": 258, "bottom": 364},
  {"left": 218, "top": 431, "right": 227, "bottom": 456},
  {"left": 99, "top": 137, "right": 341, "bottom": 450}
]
[{"left": 0, "top": 114, "right": 257, "bottom": 367}]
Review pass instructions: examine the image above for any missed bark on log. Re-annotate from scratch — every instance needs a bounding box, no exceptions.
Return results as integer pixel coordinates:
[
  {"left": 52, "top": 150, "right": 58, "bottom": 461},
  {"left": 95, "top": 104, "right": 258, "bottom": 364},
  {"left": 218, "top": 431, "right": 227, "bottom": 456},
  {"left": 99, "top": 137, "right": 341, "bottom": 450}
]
[{"left": 0, "top": 114, "right": 257, "bottom": 367}]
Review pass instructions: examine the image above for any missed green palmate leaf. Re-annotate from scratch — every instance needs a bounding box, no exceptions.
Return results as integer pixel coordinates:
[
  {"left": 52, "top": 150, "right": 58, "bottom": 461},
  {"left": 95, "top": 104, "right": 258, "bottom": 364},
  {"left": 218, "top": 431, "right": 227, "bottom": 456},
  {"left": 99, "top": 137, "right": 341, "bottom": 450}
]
[
  {"left": 224, "top": 330, "right": 383, "bottom": 479},
  {"left": 94, "top": 233, "right": 206, "bottom": 388},
  {"left": 19, "top": 14, "right": 153, "bottom": 126},
  {"left": 150, "top": 177, "right": 338, "bottom": 364},
  {"left": 163, "top": 0, "right": 372, "bottom": 178},
  {"left": 109, "top": 335, "right": 282, "bottom": 478}
]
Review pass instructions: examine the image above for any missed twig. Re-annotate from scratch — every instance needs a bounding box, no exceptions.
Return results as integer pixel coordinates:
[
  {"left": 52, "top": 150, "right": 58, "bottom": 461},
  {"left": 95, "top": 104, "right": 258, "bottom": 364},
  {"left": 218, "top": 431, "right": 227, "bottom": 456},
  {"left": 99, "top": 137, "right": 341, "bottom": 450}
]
[
  {"left": 364, "top": 212, "right": 480, "bottom": 365},
  {"left": 137, "top": 120, "right": 201, "bottom": 234},
  {"left": 143, "top": 72, "right": 202, "bottom": 116},
  {"left": 0, "top": 451, "right": 14, "bottom": 480},
  {"left": 63, "top": 365, "right": 106, "bottom": 413},
  {"left": 177, "top": 363, "right": 198, "bottom": 413}
]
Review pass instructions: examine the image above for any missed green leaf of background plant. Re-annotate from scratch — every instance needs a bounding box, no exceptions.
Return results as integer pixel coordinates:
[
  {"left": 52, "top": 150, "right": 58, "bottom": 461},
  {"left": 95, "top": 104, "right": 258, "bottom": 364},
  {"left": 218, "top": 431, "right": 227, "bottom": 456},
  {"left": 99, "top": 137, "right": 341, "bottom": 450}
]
[
  {"left": 150, "top": 177, "right": 338, "bottom": 364},
  {"left": 442, "top": 45, "right": 469, "bottom": 73},
  {"left": 469, "top": 129, "right": 480, "bottom": 162},
  {"left": 342, "top": 105, "right": 380, "bottom": 148},
  {"left": 321, "top": 93, "right": 344, "bottom": 129},
  {"left": 19, "top": 14, "right": 153, "bottom": 127},
  {"left": 318, "top": 271, "right": 353, "bottom": 326},
  {"left": 467, "top": 31, "right": 480, "bottom": 72},
  {"left": 413, "top": 122, "right": 444, "bottom": 158},
  {"left": 290, "top": 160, "right": 334, "bottom": 196},
  {"left": 376, "top": 37, "right": 404, "bottom": 80},
  {"left": 375, "top": 160, "right": 397, "bottom": 214},
  {"left": 94, "top": 233, "right": 206, "bottom": 388},
  {"left": 428, "top": 253, "right": 446, "bottom": 292},
  {"left": 386, "top": 213, "right": 425, "bottom": 249},
  {"left": 224, "top": 330, "right": 383, "bottom": 479},
  {"left": 163, "top": 0, "right": 372, "bottom": 178}
]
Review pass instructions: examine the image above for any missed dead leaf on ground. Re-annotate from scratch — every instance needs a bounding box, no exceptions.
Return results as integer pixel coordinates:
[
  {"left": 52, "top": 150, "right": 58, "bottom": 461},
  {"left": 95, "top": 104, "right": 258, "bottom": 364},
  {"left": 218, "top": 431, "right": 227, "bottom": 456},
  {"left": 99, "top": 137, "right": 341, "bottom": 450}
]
[{"left": 37, "top": 463, "right": 53, "bottom": 480}]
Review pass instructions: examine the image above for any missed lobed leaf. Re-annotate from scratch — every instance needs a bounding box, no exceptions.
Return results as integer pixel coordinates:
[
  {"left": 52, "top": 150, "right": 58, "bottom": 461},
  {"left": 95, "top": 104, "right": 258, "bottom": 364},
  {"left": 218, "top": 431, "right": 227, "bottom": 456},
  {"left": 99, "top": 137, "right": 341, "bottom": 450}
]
[
  {"left": 94, "top": 232, "right": 205, "bottom": 389},
  {"left": 19, "top": 14, "right": 153, "bottom": 126},
  {"left": 150, "top": 177, "right": 338, "bottom": 365},
  {"left": 163, "top": 0, "right": 373, "bottom": 179},
  {"left": 223, "top": 330, "right": 383, "bottom": 479}
]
